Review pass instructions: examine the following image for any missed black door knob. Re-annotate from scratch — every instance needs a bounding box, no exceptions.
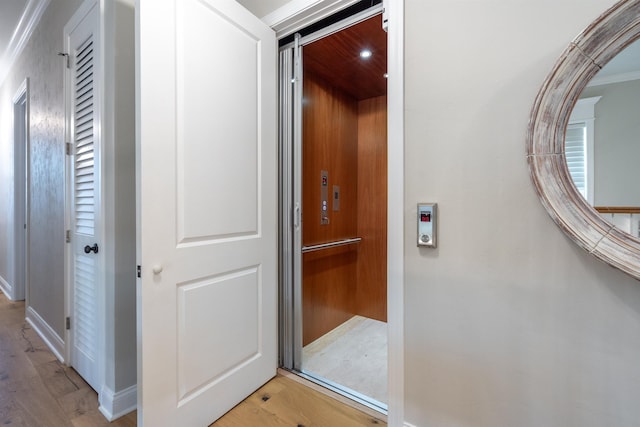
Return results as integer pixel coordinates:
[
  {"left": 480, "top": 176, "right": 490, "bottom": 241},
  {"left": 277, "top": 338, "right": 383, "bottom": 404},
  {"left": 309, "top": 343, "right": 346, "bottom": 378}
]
[{"left": 84, "top": 243, "right": 99, "bottom": 254}]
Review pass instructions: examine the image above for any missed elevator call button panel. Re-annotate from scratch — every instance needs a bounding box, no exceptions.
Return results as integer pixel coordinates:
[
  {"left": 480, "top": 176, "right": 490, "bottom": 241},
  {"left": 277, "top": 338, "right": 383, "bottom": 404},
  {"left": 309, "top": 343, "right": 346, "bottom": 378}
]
[
  {"left": 321, "top": 170, "right": 329, "bottom": 225},
  {"left": 417, "top": 203, "right": 437, "bottom": 248}
]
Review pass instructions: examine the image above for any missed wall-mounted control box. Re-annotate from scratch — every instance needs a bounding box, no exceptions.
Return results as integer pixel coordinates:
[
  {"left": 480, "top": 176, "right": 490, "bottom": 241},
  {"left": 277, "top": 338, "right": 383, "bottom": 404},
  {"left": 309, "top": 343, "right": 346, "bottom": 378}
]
[{"left": 417, "top": 203, "right": 437, "bottom": 248}]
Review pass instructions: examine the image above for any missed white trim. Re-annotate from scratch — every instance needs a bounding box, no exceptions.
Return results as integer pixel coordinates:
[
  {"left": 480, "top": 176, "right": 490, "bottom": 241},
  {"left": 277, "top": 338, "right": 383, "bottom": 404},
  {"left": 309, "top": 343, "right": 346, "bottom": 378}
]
[
  {"left": 25, "top": 306, "right": 65, "bottom": 362},
  {"left": 587, "top": 70, "right": 640, "bottom": 87},
  {"left": 570, "top": 96, "right": 601, "bottom": 122},
  {"left": 404, "top": 423, "right": 418, "bottom": 427},
  {"left": 295, "top": 4, "right": 382, "bottom": 47},
  {"left": 270, "top": 0, "right": 404, "bottom": 425},
  {"left": 386, "top": 0, "right": 404, "bottom": 426},
  {"left": 99, "top": 384, "right": 137, "bottom": 421},
  {"left": 262, "top": 0, "right": 361, "bottom": 37},
  {"left": 11, "top": 79, "right": 28, "bottom": 105},
  {"left": 0, "top": 0, "right": 50, "bottom": 86},
  {"left": 12, "top": 79, "right": 29, "bottom": 302},
  {"left": 0, "top": 275, "right": 14, "bottom": 300}
]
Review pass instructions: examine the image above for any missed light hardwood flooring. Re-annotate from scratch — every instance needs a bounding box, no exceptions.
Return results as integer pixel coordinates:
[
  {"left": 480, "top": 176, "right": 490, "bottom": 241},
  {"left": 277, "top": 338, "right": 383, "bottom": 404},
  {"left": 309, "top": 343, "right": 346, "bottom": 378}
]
[
  {"left": 0, "top": 293, "right": 384, "bottom": 427},
  {"left": 211, "top": 374, "right": 386, "bottom": 427},
  {"left": 0, "top": 292, "right": 136, "bottom": 426}
]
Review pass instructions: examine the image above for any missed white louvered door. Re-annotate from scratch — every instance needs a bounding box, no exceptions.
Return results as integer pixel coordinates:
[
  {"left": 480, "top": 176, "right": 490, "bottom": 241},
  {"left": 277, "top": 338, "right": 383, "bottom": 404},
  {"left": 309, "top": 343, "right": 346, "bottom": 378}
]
[{"left": 66, "top": 0, "right": 101, "bottom": 392}]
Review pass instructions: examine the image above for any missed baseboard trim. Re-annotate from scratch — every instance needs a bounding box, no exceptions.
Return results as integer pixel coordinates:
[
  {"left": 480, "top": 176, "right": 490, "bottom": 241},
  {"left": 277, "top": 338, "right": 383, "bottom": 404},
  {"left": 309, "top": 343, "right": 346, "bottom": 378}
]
[
  {"left": 99, "top": 384, "right": 137, "bottom": 421},
  {"left": 405, "top": 423, "right": 418, "bottom": 427},
  {"left": 25, "top": 306, "right": 65, "bottom": 362},
  {"left": 0, "top": 275, "right": 14, "bottom": 300}
]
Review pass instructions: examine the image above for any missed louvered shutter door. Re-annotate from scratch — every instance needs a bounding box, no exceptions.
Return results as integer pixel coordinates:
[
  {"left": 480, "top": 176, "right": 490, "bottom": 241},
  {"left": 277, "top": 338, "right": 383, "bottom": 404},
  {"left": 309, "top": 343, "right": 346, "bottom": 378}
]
[
  {"left": 565, "top": 123, "right": 587, "bottom": 199},
  {"left": 68, "top": 3, "right": 100, "bottom": 392},
  {"left": 74, "top": 37, "right": 95, "bottom": 236}
]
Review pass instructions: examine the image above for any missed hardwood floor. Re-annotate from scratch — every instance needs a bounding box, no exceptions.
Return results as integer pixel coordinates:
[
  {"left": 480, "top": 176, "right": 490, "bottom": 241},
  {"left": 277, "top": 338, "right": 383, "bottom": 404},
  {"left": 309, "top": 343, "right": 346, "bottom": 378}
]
[
  {"left": 0, "top": 293, "right": 136, "bottom": 427},
  {"left": 0, "top": 293, "right": 385, "bottom": 426},
  {"left": 211, "top": 374, "right": 386, "bottom": 427}
]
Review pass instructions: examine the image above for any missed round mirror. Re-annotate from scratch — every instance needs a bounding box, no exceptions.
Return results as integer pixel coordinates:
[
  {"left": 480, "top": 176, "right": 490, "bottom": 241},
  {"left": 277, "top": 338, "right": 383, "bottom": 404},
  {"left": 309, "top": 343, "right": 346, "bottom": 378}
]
[{"left": 527, "top": 0, "right": 640, "bottom": 280}]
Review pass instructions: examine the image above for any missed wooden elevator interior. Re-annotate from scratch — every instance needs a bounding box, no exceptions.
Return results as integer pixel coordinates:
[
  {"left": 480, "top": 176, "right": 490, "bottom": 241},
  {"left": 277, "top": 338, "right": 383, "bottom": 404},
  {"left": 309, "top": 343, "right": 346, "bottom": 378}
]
[{"left": 302, "top": 14, "right": 388, "bottom": 346}]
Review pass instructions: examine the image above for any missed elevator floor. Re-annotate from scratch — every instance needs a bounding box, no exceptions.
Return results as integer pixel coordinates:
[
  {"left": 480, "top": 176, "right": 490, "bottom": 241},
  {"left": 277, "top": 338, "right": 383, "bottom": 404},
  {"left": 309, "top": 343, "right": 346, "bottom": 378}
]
[{"left": 302, "top": 315, "right": 387, "bottom": 405}]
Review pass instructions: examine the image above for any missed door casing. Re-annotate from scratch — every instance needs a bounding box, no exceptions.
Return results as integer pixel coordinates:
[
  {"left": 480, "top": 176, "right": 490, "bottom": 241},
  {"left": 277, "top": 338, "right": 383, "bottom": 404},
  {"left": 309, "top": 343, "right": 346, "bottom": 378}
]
[
  {"left": 272, "top": 0, "right": 404, "bottom": 425},
  {"left": 12, "top": 79, "right": 29, "bottom": 302}
]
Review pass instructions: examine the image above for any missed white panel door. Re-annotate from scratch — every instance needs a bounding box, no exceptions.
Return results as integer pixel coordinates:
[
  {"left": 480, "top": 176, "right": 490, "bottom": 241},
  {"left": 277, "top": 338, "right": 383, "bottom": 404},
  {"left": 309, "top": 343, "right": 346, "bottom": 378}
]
[
  {"left": 137, "top": 0, "right": 277, "bottom": 425},
  {"left": 65, "top": 0, "right": 101, "bottom": 392}
]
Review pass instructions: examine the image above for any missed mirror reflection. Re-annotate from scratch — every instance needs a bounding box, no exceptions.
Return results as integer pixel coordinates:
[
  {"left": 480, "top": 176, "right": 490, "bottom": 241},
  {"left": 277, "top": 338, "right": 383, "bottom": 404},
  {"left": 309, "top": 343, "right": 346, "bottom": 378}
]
[{"left": 566, "top": 38, "right": 640, "bottom": 237}]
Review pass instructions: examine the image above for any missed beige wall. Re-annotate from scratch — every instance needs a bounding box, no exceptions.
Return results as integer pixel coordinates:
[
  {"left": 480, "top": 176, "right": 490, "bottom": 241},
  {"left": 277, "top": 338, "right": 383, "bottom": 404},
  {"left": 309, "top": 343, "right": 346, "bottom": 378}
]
[
  {"left": 404, "top": 0, "right": 640, "bottom": 426},
  {"left": 582, "top": 80, "right": 640, "bottom": 207}
]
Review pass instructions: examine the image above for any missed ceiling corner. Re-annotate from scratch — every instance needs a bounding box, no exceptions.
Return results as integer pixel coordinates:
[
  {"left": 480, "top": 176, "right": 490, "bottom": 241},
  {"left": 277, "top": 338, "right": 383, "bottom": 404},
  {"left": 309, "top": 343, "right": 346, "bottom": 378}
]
[{"left": 0, "top": 0, "right": 51, "bottom": 87}]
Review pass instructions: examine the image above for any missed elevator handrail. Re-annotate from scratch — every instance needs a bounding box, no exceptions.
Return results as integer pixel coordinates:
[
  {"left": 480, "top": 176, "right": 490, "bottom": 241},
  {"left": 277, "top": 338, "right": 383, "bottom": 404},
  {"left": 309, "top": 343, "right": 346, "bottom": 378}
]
[{"left": 301, "top": 237, "right": 362, "bottom": 253}]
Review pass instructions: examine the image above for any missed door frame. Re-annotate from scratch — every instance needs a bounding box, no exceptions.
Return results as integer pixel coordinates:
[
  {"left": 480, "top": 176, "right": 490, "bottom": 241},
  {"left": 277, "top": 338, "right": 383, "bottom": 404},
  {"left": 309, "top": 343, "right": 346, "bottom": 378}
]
[
  {"left": 266, "top": 0, "right": 404, "bottom": 425},
  {"left": 62, "top": 0, "right": 106, "bottom": 393},
  {"left": 12, "top": 79, "right": 29, "bottom": 302}
]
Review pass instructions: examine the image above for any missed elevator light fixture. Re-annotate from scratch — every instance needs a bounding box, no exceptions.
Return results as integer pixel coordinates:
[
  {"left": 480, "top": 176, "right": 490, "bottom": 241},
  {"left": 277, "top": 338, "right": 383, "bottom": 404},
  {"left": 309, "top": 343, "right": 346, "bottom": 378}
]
[{"left": 359, "top": 49, "right": 372, "bottom": 59}]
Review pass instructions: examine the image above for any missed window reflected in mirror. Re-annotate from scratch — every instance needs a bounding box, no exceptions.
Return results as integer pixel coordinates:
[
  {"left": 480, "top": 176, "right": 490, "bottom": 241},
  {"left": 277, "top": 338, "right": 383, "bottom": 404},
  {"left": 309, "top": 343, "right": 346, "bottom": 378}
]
[{"left": 565, "top": 38, "right": 640, "bottom": 237}]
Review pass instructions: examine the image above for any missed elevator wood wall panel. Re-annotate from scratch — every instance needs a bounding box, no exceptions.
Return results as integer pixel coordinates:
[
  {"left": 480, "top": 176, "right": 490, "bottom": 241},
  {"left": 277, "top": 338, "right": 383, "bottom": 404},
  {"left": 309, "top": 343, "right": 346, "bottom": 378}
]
[
  {"left": 356, "top": 95, "right": 387, "bottom": 322},
  {"left": 302, "top": 72, "right": 358, "bottom": 345}
]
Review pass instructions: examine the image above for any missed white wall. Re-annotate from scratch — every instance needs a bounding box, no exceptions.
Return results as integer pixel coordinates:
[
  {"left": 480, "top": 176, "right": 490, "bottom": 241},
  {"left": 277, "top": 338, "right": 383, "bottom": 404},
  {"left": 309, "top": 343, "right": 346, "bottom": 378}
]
[
  {"left": 236, "top": 0, "right": 292, "bottom": 18},
  {"left": 0, "top": 0, "right": 82, "bottom": 335},
  {"left": 582, "top": 80, "right": 640, "bottom": 207},
  {"left": 404, "top": 1, "right": 640, "bottom": 426},
  {"left": 102, "top": 0, "right": 137, "bottom": 399}
]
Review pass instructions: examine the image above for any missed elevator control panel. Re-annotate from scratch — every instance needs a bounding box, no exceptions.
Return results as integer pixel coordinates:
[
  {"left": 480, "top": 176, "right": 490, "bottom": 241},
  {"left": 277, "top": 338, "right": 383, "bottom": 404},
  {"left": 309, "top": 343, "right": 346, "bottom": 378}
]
[
  {"left": 321, "top": 170, "right": 329, "bottom": 225},
  {"left": 417, "top": 203, "right": 437, "bottom": 248}
]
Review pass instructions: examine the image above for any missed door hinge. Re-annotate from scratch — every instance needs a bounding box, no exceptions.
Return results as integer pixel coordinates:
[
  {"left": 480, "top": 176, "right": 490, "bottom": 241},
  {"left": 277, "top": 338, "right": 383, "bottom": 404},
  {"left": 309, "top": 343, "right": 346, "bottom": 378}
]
[
  {"left": 137, "top": 265, "right": 141, "bottom": 278},
  {"left": 382, "top": 3, "right": 389, "bottom": 32},
  {"left": 65, "top": 317, "right": 71, "bottom": 330},
  {"left": 65, "top": 142, "right": 72, "bottom": 155},
  {"left": 57, "top": 52, "right": 70, "bottom": 69},
  {"left": 65, "top": 230, "right": 71, "bottom": 243}
]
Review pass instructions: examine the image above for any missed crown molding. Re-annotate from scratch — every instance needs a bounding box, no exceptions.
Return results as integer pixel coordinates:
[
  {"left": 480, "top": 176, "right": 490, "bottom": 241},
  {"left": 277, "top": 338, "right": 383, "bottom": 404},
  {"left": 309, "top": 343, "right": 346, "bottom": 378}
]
[
  {"left": 0, "top": 0, "right": 50, "bottom": 87},
  {"left": 587, "top": 70, "right": 640, "bottom": 87},
  {"left": 261, "top": 0, "right": 360, "bottom": 37}
]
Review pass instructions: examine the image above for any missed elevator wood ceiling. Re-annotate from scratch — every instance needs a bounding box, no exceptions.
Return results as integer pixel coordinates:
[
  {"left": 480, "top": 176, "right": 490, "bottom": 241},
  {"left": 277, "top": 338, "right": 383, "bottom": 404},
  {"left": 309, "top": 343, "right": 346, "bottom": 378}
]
[{"left": 303, "top": 14, "right": 387, "bottom": 100}]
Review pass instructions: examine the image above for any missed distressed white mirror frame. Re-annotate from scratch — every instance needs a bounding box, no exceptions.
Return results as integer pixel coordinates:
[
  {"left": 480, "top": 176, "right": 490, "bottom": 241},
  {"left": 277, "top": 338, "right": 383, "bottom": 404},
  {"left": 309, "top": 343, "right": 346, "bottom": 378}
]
[{"left": 527, "top": 0, "right": 640, "bottom": 280}]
